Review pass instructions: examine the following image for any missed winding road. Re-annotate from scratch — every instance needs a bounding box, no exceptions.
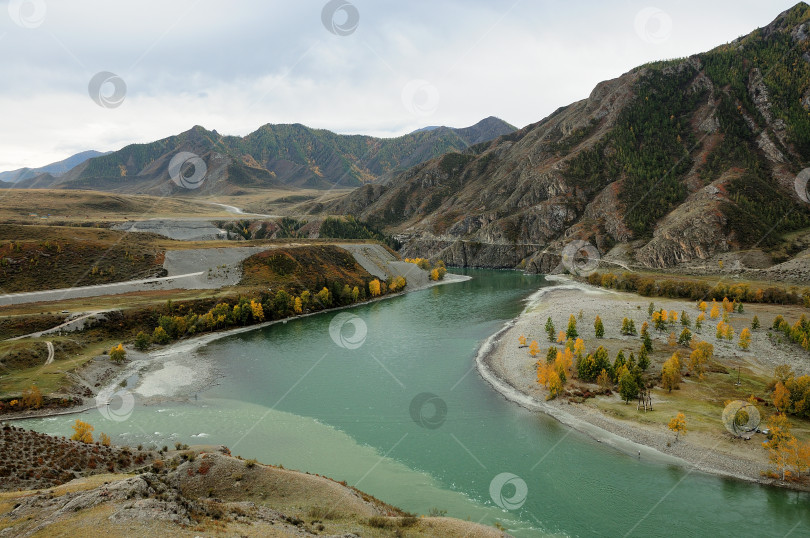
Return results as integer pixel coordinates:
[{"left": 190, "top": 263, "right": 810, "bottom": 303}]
[{"left": 0, "top": 272, "right": 206, "bottom": 307}]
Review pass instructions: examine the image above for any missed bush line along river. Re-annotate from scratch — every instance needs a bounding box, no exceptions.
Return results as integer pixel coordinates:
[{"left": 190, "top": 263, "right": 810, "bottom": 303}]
[{"left": 18, "top": 269, "right": 810, "bottom": 537}]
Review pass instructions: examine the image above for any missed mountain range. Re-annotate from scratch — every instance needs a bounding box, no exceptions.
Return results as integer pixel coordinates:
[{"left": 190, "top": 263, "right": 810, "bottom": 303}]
[
  {"left": 326, "top": 3, "right": 810, "bottom": 277},
  {"left": 7, "top": 117, "right": 515, "bottom": 194},
  {"left": 0, "top": 150, "right": 109, "bottom": 184}
]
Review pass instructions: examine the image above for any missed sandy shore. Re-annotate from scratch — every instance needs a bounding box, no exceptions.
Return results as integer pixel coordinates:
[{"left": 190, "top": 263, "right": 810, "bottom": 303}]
[{"left": 477, "top": 275, "right": 810, "bottom": 491}]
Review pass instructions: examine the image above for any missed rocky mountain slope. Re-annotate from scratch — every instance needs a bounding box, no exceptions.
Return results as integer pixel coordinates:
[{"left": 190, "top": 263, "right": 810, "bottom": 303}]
[
  {"left": 328, "top": 4, "right": 810, "bottom": 279},
  {"left": 15, "top": 117, "right": 514, "bottom": 195}
]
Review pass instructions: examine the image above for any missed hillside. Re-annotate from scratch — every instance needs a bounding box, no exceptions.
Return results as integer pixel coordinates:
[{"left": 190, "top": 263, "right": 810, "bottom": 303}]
[
  {"left": 0, "top": 427, "right": 502, "bottom": 537},
  {"left": 14, "top": 117, "right": 515, "bottom": 195},
  {"left": 328, "top": 4, "right": 810, "bottom": 279}
]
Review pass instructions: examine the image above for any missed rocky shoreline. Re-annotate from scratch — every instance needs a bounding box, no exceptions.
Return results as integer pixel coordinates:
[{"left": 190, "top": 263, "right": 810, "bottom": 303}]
[{"left": 475, "top": 276, "right": 810, "bottom": 492}]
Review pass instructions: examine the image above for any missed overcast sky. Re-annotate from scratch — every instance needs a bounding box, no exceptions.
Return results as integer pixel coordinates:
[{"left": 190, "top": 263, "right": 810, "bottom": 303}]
[{"left": 0, "top": 0, "right": 800, "bottom": 170}]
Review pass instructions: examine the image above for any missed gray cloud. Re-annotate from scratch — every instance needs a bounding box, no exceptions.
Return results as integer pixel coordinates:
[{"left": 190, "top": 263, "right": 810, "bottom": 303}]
[{"left": 0, "top": 0, "right": 799, "bottom": 170}]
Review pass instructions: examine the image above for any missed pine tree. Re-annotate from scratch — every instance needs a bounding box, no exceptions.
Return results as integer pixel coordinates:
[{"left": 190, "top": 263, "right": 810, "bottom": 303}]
[
  {"left": 594, "top": 315, "right": 605, "bottom": 338},
  {"left": 566, "top": 315, "right": 578, "bottom": 339},
  {"left": 638, "top": 347, "right": 649, "bottom": 371}
]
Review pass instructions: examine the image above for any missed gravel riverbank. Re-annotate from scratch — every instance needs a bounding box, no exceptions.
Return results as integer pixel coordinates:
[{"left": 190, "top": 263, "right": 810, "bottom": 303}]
[{"left": 477, "top": 275, "right": 810, "bottom": 491}]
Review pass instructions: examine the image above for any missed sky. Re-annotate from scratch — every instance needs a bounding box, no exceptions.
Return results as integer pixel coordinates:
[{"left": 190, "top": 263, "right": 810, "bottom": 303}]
[{"left": 0, "top": 0, "right": 802, "bottom": 171}]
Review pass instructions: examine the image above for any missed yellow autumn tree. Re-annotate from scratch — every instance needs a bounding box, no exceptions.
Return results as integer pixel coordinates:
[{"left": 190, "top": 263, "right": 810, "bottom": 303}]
[
  {"left": 773, "top": 382, "right": 791, "bottom": 414},
  {"left": 688, "top": 341, "right": 713, "bottom": 379},
  {"left": 528, "top": 340, "right": 540, "bottom": 357},
  {"left": 557, "top": 348, "right": 574, "bottom": 377},
  {"left": 668, "top": 412, "right": 687, "bottom": 441},
  {"left": 668, "top": 331, "right": 677, "bottom": 347},
  {"left": 250, "top": 299, "right": 265, "bottom": 321},
  {"left": 573, "top": 338, "right": 585, "bottom": 357},
  {"left": 518, "top": 335, "right": 527, "bottom": 347},
  {"left": 546, "top": 371, "right": 564, "bottom": 400},
  {"left": 597, "top": 369, "right": 611, "bottom": 391},
  {"left": 536, "top": 360, "right": 550, "bottom": 385},
  {"left": 99, "top": 432, "right": 111, "bottom": 447},
  {"left": 109, "top": 343, "right": 126, "bottom": 364},
  {"left": 723, "top": 322, "right": 734, "bottom": 341},
  {"left": 556, "top": 330, "right": 566, "bottom": 344},
  {"left": 698, "top": 301, "right": 707, "bottom": 312},
  {"left": 662, "top": 353, "right": 682, "bottom": 392},
  {"left": 389, "top": 276, "right": 406, "bottom": 292},
  {"left": 21, "top": 385, "right": 43, "bottom": 409},
  {"left": 71, "top": 419, "right": 94, "bottom": 444},
  {"left": 293, "top": 296, "right": 303, "bottom": 314},
  {"left": 738, "top": 328, "right": 751, "bottom": 350},
  {"left": 369, "top": 279, "right": 381, "bottom": 297},
  {"left": 709, "top": 300, "right": 720, "bottom": 319}
]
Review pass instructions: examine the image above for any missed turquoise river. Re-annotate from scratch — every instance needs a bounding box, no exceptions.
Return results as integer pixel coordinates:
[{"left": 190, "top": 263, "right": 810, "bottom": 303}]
[{"left": 17, "top": 269, "right": 810, "bottom": 537}]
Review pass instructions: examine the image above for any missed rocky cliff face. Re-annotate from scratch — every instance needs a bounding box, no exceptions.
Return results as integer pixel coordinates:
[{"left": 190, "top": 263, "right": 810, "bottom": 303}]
[{"left": 327, "top": 4, "right": 810, "bottom": 278}]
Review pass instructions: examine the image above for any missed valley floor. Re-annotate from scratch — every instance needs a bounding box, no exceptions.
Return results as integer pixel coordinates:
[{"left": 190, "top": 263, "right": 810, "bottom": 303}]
[{"left": 478, "top": 276, "right": 810, "bottom": 491}]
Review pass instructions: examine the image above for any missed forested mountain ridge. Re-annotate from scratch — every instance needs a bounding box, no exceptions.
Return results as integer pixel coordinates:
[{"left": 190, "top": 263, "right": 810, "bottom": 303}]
[
  {"left": 327, "top": 3, "right": 810, "bottom": 279},
  {"left": 16, "top": 117, "right": 515, "bottom": 194}
]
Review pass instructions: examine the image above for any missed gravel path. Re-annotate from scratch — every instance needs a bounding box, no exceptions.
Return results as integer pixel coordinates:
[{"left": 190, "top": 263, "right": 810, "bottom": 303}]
[{"left": 44, "top": 341, "right": 54, "bottom": 365}]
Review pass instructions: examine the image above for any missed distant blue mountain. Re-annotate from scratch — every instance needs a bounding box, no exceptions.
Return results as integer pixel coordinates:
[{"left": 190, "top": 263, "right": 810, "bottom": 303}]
[{"left": 0, "top": 150, "right": 110, "bottom": 184}]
